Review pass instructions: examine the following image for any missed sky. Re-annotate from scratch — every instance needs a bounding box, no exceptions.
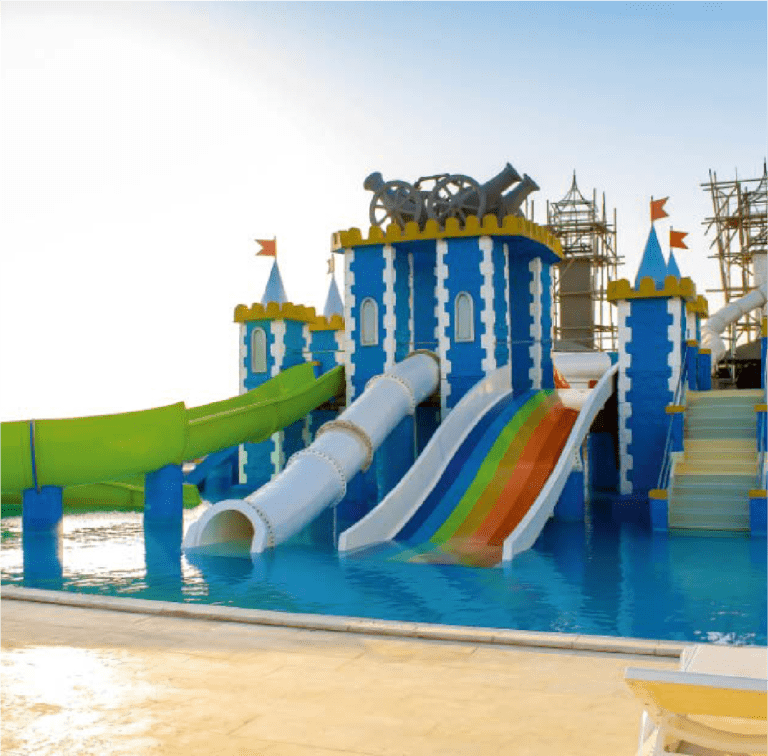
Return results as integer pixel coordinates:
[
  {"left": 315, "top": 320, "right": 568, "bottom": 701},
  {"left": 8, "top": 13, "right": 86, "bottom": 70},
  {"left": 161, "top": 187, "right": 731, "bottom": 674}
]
[{"left": 2, "top": 1, "right": 766, "bottom": 421}]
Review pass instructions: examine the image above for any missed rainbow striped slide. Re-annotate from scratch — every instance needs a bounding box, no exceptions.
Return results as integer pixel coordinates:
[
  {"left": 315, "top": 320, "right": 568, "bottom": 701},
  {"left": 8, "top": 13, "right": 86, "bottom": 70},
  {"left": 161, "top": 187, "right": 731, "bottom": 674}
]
[{"left": 392, "top": 389, "right": 577, "bottom": 567}]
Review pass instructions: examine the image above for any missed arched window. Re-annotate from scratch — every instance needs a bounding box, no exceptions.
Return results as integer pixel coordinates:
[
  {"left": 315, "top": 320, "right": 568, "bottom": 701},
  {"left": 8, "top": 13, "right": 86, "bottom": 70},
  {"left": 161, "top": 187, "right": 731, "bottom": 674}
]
[
  {"left": 360, "top": 298, "right": 379, "bottom": 346},
  {"left": 250, "top": 327, "right": 267, "bottom": 373},
  {"left": 455, "top": 292, "right": 474, "bottom": 342}
]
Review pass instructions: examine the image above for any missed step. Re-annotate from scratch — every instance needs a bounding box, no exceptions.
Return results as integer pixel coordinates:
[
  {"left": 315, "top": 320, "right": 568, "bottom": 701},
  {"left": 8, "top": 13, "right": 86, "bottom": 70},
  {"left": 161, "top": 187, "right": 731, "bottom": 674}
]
[
  {"left": 669, "top": 515, "right": 750, "bottom": 532},
  {"left": 683, "top": 426, "right": 755, "bottom": 440},
  {"left": 685, "top": 408, "right": 756, "bottom": 424},
  {"left": 675, "top": 460, "right": 757, "bottom": 475},
  {"left": 687, "top": 389, "right": 764, "bottom": 404},
  {"left": 683, "top": 439, "right": 756, "bottom": 454},
  {"left": 671, "top": 475, "right": 754, "bottom": 492},
  {"left": 668, "top": 497, "right": 750, "bottom": 531}
]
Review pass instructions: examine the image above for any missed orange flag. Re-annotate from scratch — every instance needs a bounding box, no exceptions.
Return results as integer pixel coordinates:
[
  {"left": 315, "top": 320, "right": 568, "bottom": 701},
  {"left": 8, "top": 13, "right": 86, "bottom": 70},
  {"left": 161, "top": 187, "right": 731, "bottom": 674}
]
[
  {"left": 669, "top": 229, "right": 688, "bottom": 249},
  {"left": 650, "top": 197, "right": 669, "bottom": 222},
  {"left": 255, "top": 238, "right": 276, "bottom": 257}
]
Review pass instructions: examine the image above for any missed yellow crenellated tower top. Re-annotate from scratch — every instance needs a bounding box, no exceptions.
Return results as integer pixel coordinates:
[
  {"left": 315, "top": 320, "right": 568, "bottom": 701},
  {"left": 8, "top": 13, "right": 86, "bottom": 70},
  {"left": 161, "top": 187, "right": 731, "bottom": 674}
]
[{"left": 332, "top": 214, "right": 562, "bottom": 259}]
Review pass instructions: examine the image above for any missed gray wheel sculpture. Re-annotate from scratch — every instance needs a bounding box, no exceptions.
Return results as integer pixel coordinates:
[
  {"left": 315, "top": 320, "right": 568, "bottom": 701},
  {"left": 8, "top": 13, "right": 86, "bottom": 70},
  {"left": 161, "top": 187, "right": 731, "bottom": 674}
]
[
  {"left": 369, "top": 180, "right": 423, "bottom": 228},
  {"left": 426, "top": 175, "right": 486, "bottom": 223}
]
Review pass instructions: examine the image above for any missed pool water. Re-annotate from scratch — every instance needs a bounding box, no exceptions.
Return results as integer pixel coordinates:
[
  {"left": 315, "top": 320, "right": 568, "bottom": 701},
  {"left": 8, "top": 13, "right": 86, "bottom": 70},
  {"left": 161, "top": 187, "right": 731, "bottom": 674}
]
[{"left": 2, "top": 502, "right": 765, "bottom": 645}]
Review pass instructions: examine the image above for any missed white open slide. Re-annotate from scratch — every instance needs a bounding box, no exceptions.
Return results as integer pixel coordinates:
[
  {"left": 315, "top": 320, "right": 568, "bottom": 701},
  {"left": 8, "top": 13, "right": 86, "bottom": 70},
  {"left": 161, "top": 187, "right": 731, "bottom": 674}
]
[
  {"left": 502, "top": 362, "right": 618, "bottom": 560},
  {"left": 340, "top": 356, "right": 616, "bottom": 557},
  {"left": 183, "top": 353, "right": 440, "bottom": 555},
  {"left": 338, "top": 365, "right": 513, "bottom": 553}
]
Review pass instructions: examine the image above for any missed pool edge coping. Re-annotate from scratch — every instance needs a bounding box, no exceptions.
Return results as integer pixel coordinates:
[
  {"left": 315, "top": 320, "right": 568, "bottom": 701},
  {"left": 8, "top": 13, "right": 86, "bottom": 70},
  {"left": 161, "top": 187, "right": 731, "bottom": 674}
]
[{"left": 1, "top": 585, "right": 688, "bottom": 658}]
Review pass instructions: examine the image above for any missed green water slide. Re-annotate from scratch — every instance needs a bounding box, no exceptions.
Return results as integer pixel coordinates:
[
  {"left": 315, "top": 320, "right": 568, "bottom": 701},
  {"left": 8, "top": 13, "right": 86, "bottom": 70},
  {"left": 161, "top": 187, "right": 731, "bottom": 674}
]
[{"left": 1, "top": 363, "right": 344, "bottom": 495}]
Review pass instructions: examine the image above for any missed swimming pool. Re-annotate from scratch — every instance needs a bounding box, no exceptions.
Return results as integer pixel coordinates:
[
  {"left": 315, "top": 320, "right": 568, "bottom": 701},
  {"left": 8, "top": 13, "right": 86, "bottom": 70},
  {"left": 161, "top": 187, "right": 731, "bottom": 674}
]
[{"left": 2, "top": 501, "right": 765, "bottom": 646}]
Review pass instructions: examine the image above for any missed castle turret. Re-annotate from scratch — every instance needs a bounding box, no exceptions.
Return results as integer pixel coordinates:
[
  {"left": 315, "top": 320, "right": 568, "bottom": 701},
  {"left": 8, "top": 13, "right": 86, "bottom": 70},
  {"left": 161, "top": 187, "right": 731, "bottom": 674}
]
[
  {"left": 234, "top": 259, "right": 316, "bottom": 490},
  {"left": 608, "top": 227, "right": 707, "bottom": 523}
]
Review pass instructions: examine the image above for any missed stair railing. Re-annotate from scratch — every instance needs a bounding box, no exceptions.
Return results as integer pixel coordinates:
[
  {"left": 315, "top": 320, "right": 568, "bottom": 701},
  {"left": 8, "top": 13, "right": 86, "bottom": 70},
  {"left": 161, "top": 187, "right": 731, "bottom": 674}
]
[{"left": 656, "top": 358, "right": 689, "bottom": 492}]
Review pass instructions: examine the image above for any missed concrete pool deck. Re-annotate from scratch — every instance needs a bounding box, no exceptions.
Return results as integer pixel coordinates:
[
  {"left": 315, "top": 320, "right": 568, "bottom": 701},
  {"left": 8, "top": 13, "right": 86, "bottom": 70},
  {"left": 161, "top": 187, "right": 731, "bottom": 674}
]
[{"left": 2, "top": 589, "right": 684, "bottom": 756}]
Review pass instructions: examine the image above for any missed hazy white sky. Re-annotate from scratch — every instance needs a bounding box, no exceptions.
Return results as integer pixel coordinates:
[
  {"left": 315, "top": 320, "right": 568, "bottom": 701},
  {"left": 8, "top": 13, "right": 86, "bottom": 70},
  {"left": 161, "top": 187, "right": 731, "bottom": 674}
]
[{"left": 2, "top": 2, "right": 766, "bottom": 420}]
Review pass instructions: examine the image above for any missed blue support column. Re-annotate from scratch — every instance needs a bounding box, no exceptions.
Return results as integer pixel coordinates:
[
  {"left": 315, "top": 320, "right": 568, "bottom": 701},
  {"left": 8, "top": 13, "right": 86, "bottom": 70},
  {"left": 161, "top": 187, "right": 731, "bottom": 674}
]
[
  {"left": 22, "top": 527, "right": 63, "bottom": 588},
  {"left": 554, "top": 467, "right": 585, "bottom": 522},
  {"left": 588, "top": 432, "right": 618, "bottom": 492},
  {"left": 757, "top": 406, "right": 767, "bottom": 455},
  {"left": 762, "top": 317, "right": 767, "bottom": 389},
  {"left": 144, "top": 518, "right": 183, "bottom": 594},
  {"left": 22, "top": 485, "right": 63, "bottom": 531},
  {"left": 145, "top": 464, "right": 183, "bottom": 522},
  {"left": 685, "top": 340, "right": 698, "bottom": 390},
  {"left": 750, "top": 491, "right": 767, "bottom": 537},
  {"left": 697, "top": 350, "right": 712, "bottom": 391},
  {"left": 666, "top": 406, "right": 685, "bottom": 453},
  {"left": 649, "top": 490, "right": 669, "bottom": 532}
]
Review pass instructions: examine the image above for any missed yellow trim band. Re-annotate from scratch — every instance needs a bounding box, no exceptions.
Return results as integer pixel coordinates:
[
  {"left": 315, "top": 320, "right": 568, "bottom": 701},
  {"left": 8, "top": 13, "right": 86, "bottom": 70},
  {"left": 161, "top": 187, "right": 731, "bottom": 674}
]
[
  {"left": 649, "top": 489, "right": 668, "bottom": 500},
  {"left": 608, "top": 276, "right": 699, "bottom": 302},
  {"left": 234, "top": 301, "right": 317, "bottom": 324},
  {"left": 754, "top": 404, "right": 768, "bottom": 412},
  {"left": 749, "top": 489, "right": 767, "bottom": 499},
  {"left": 333, "top": 214, "right": 562, "bottom": 259},
  {"left": 698, "top": 348, "right": 711, "bottom": 355},
  {"left": 665, "top": 405, "right": 686, "bottom": 414},
  {"left": 309, "top": 314, "right": 345, "bottom": 332}
]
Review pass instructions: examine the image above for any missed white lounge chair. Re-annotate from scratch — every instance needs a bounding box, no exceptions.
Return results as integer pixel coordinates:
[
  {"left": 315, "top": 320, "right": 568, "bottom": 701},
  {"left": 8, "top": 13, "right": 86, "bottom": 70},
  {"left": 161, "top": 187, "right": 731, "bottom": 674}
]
[{"left": 625, "top": 645, "right": 767, "bottom": 755}]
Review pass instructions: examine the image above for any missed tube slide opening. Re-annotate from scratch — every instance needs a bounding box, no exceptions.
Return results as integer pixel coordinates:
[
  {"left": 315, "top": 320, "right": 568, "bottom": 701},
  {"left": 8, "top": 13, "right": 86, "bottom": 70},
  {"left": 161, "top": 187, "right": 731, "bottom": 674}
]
[{"left": 197, "top": 508, "right": 255, "bottom": 554}]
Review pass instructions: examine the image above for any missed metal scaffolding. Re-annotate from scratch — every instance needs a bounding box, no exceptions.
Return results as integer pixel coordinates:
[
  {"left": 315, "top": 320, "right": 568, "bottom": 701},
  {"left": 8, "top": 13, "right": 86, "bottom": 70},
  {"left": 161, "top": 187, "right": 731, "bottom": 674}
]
[
  {"left": 702, "top": 162, "right": 767, "bottom": 355},
  {"left": 545, "top": 173, "right": 620, "bottom": 352}
]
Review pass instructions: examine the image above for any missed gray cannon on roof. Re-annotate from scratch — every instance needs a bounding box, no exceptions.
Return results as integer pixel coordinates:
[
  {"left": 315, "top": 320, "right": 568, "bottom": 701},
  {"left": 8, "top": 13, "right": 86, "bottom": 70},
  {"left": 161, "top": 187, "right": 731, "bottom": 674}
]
[{"left": 363, "top": 163, "right": 540, "bottom": 229}]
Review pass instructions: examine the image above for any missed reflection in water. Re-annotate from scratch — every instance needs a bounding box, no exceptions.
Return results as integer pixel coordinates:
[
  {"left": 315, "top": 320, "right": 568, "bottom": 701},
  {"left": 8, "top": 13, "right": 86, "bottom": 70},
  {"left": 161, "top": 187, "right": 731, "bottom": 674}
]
[
  {"left": 22, "top": 526, "right": 63, "bottom": 590},
  {"left": 2, "top": 508, "right": 765, "bottom": 644},
  {"left": 143, "top": 518, "right": 183, "bottom": 599}
]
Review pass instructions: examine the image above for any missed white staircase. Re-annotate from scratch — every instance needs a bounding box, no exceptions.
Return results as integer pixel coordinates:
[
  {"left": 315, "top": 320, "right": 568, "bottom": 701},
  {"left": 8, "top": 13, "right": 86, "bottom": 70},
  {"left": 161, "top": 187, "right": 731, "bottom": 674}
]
[{"left": 668, "top": 390, "right": 762, "bottom": 531}]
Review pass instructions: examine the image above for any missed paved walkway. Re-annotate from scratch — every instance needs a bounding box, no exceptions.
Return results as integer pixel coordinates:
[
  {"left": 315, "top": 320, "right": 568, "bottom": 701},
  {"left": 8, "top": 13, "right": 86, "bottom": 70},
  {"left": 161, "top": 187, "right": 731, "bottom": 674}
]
[{"left": 2, "top": 598, "right": 679, "bottom": 756}]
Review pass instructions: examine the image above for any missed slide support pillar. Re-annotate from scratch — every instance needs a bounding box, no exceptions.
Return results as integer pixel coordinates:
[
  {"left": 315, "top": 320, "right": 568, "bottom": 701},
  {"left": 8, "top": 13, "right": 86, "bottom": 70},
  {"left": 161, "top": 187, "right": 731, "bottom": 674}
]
[
  {"left": 22, "top": 486, "right": 63, "bottom": 531},
  {"left": 648, "top": 489, "right": 668, "bottom": 532},
  {"left": 685, "top": 340, "right": 698, "bottom": 391},
  {"left": 554, "top": 465, "right": 585, "bottom": 522},
  {"left": 750, "top": 491, "right": 767, "bottom": 537},
  {"left": 666, "top": 406, "right": 685, "bottom": 454},
  {"left": 762, "top": 316, "right": 767, "bottom": 390},
  {"left": 145, "top": 464, "right": 183, "bottom": 522},
  {"left": 697, "top": 350, "right": 711, "bottom": 391}
]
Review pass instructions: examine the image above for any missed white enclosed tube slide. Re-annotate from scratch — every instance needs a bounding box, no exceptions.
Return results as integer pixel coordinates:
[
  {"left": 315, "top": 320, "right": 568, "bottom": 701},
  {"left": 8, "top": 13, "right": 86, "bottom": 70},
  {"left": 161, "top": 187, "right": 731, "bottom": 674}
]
[
  {"left": 183, "top": 353, "right": 440, "bottom": 555},
  {"left": 338, "top": 365, "right": 512, "bottom": 553},
  {"left": 502, "top": 362, "right": 618, "bottom": 561},
  {"left": 701, "top": 282, "right": 767, "bottom": 367}
]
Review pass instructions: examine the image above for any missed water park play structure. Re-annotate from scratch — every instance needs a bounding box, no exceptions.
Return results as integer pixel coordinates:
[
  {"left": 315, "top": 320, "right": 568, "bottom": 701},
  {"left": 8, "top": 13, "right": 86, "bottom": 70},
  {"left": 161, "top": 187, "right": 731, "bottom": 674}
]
[{"left": 3, "top": 163, "right": 766, "bottom": 567}]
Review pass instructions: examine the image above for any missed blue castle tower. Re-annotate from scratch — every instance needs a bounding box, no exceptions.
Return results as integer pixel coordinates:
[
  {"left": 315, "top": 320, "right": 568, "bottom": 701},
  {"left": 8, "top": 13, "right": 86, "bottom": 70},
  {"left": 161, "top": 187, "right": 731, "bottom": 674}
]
[
  {"left": 608, "top": 227, "right": 708, "bottom": 518},
  {"left": 232, "top": 213, "right": 562, "bottom": 515},
  {"left": 333, "top": 214, "right": 561, "bottom": 450},
  {"left": 235, "top": 260, "right": 344, "bottom": 491}
]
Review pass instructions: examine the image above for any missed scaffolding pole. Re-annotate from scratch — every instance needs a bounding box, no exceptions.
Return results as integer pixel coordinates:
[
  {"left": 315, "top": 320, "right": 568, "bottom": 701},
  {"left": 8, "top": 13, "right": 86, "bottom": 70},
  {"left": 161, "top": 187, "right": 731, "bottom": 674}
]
[
  {"left": 546, "top": 173, "right": 621, "bottom": 352},
  {"left": 702, "top": 162, "right": 767, "bottom": 363}
]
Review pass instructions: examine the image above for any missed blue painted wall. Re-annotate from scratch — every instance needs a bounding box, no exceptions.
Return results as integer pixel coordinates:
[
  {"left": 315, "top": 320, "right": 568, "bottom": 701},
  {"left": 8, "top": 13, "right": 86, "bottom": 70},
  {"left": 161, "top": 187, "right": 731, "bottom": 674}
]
[
  {"left": 349, "top": 245, "right": 386, "bottom": 399},
  {"left": 540, "top": 261, "right": 554, "bottom": 389},
  {"left": 310, "top": 329, "right": 342, "bottom": 375},
  {"left": 443, "top": 237, "right": 485, "bottom": 408},
  {"left": 411, "top": 244, "right": 438, "bottom": 353},
  {"left": 625, "top": 298, "right": 674, "bottom": 494},
  {"left": 509, "top": 254, "right": 534, "bottom": 396},
  {"left": 492, "top": 239, "right": 510, "bottom": 368},
  {"left": 393, "top": 247, "right": 412, "bottom": 363}
]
